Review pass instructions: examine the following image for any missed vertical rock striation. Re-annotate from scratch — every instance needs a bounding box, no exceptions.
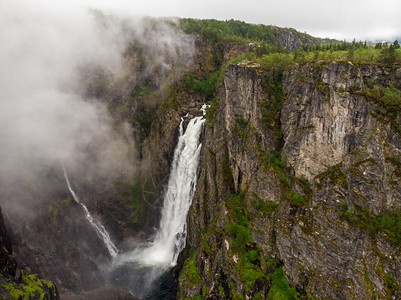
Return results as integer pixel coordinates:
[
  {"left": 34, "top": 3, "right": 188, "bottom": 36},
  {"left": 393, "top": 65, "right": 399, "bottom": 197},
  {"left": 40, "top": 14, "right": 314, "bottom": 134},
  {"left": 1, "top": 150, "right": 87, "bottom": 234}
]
[{"left": 177, "top": 61, "right": 401, "bottom": 299}]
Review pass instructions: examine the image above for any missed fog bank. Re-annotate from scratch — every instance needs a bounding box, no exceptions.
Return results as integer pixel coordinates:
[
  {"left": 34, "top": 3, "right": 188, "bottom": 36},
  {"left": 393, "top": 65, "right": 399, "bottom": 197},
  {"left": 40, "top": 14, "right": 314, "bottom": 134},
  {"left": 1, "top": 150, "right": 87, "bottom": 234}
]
[{"left": 0, "top": 1, "right": 194, "bottom": 216}]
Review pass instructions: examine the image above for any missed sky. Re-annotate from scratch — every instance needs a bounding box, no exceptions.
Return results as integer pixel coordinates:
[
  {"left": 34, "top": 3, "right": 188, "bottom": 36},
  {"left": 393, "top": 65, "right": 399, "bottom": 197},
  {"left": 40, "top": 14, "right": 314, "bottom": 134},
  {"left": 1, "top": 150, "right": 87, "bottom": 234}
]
[{"left": 54, "top": 0, "right": 401, "bottom": 41}]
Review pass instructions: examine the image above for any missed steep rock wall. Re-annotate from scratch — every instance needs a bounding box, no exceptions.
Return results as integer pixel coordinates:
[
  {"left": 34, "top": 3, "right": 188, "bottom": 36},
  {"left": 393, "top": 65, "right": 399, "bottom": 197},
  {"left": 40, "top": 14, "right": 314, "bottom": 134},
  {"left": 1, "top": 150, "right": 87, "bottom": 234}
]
[
  {"left": 0, "top": 207, "right": 59, "bottom": 299},
  {"left": 178, "top": 62, "right": 401, "bottom": 299},
  {"left": 279, "top": 62, "right": 401, "bottom": 299}
]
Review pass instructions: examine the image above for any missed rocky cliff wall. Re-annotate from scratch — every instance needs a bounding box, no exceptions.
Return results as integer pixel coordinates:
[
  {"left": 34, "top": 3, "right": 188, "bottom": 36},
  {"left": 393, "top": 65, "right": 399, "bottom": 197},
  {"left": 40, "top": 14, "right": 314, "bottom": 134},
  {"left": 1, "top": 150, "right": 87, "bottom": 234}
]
[
  {"left": 272, "top": 27, "right": 317, "bottom": 51},
  {"left": 0, "top": 207, "right": 59, "bottom": 299},
  {"left": 177, "top": 61, "right": 401, "bottom": 299}
]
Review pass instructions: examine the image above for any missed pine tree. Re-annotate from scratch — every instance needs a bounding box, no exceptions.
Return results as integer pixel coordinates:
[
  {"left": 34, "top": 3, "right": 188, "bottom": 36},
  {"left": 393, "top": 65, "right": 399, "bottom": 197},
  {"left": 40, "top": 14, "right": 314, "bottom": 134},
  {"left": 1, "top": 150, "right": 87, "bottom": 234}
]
[{"left": 380, "top": 44, "right": 396, "bottom": 67}]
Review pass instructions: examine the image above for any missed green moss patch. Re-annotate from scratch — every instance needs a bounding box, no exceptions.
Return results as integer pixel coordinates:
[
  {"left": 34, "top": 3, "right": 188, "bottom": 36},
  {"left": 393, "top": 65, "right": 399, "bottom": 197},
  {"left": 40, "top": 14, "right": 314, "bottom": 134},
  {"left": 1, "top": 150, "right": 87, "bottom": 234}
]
[
  {"left": 224, "top": 192, "right": 300, "bottom": 298},
  {"left": 178, "top": 252, "right": 203, "bottom": 299},
  {"left": 250, "top": 193, "right": 279, "bottom": 215},
  {"left": 315, "top": 163, "right": 348, "bottom": 189},
  {"left": 179, "top": 255, "right": 202, "bottom": 286},
  {"left": 264, "top": 151, "right": 310, "bottom": 207},
  {"left": 338, "top": 203, "right": 401, "bottom": 247},
  {"left": 356, "top": 84, "right": 401, "bottom": 134},
  {"left": 234, "top": 249, "right": 264, "bottom": 292},
  {"left": 266, "top": 263, "right": 300, "bottom": 300}
]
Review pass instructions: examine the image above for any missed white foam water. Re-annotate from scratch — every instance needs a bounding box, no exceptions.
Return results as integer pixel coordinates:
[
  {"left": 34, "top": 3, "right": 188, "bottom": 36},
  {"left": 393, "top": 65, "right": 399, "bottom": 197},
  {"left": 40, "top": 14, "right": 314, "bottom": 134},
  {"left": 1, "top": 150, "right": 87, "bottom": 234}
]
[{"left": 115, "top": 112, "right": 205, "bottom": 269}]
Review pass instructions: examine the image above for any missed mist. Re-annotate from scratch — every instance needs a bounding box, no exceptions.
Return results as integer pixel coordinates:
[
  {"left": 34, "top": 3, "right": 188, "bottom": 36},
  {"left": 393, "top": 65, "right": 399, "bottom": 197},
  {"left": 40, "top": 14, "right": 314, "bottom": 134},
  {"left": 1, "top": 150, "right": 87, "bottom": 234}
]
[{"left": 0, "top": 1, "right": 195, "bottom": 217}]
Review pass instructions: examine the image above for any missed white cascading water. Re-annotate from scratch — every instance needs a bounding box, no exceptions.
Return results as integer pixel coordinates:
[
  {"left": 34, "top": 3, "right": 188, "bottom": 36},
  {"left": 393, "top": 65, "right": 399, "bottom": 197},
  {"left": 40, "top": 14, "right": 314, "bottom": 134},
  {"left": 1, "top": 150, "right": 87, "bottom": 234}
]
[
  {"left": 62, "top": 165, "right": 118, "bottom": 257},
  {"left": 115, "top": 110, "right": 205, "bottom": 269}
]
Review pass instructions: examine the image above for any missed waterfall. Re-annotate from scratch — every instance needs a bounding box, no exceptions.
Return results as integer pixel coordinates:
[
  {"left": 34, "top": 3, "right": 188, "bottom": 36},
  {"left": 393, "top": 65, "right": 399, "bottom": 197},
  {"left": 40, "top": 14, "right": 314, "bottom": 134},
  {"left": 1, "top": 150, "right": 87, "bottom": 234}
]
[
  {"left": 145, "top": 114, "right": 205, "bottom": 266},
  {"left": 115, "top": 111, "right": 205, "bottom": 269},
  {"left": 62, "top": 165, "right": 118, "bottom": 257}
]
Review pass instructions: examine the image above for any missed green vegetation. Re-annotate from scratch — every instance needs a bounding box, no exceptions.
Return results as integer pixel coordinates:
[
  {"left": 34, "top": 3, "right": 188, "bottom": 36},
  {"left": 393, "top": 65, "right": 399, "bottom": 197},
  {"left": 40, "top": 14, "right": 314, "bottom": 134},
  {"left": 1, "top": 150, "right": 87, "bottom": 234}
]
[
  {"left": 355, "top": 84, "right": 401, "bottom": 133},
  {"left": 205, "top": 96, "right": 218, "bottom": 127},
  {"left": 363, "top": 266, "right": 375, "bottom": 297},
  {"left": 264, "top": 151, "right": 310, "bottom": 206},
  {"left": 178, "top": 18, "right": 316, "bottom": 47},
  {"left": 177, "top": 251, "right": 203, "bottom": 299},
  {"left": 315, "top": 163, "right": 348, "bottom": 189},
  {"left": 231, "top": 40, "right": 401, "bottom": 71},
  {"left": 179, "top": 69, "right": 222, "bottom": 96},
  {"left": 113, "top": 178, "right": 159, "bottom": 225},
  {"left": 386, "top": 155, "right": 401, "bottom": 177},
  {"left": 250, "top": 193, "right": 279, "bottom": 215},
  {"left": 225, "top": 192, "right": 248, "bottom": 227},
  {"left": 379, "top": 44, "right": 398, "bottom": 67},
  {"left": 360, "top": 84, "right": 401, "bottom": 119},
  {"left": 383, "top": 270, "right": 399, "bottom": 297},
  {"left": 131, "top": 86, "right": 157, "bottom": 141},
  {"left": 1, "top": 271, "right": 55, "bottom": 300},
  {"left": 158, "top": 80, "right": 180, "bottom": 113},
  {"left": 179, "top": 254, "right": 202, "bottom": 286},
  {"left": 114, "top": 178, "right": 143, "bottom": 223},
  {"left": 234, "top": 249, "right": 264, "bottom": 292},
  {"left": 373, "top": 262, "right": 400, "bottom": 298},
  {"left": 224, "top": 193, "right": 252, "bottom": 253},
  {"left": 259, "top": 68, "right": 284, "bottom": 138},
  {"left": 223, "top": 192, "right": 300, "bottom": 298},
  {"left": 338, "top": 203, "right": 401, "bottom": 247},
  {"left": 232, "top": 115, "right": 253, "bottom": 138},
  {"left": 266, "top": 259, "right": 300, "bottom": 300},
  {"left": 225, "top": 222, "right": 253, "bottom": 254},
  {"left": 47, "top": 197, "right": 72, "bottom": 228},
  {"left": 1, "top": 281, "right": 25, "bottom": 299}
]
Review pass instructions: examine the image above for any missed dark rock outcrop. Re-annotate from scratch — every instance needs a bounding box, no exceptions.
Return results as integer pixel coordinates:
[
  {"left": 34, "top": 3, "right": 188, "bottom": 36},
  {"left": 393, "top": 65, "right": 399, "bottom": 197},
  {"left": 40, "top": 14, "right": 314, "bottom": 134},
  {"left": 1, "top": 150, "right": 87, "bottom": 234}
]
[{"left": 0, "top": 206, "right": 59, "bottom": 299}]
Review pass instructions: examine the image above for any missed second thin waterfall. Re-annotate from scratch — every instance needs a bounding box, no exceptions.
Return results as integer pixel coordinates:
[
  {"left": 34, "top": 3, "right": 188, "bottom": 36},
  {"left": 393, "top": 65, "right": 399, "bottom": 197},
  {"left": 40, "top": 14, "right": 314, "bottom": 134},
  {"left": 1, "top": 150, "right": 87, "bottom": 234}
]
[{"left": 62, "top": 165, "right": 118, "bottom": 257}]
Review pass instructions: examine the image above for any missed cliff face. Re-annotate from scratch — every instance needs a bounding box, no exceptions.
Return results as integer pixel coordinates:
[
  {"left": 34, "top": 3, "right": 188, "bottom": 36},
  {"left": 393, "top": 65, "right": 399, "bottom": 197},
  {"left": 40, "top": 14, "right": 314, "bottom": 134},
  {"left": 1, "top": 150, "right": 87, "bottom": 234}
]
[
  {"left": 0, "top": 207, "right": 59, "bottom": 299},
  {"left": 278, "top": 62, "right": 401, "bottom": 299},
  {"left": 177, "top": 62, "right": 401, "bottom": 299},
  {"left": 272, "top": 27, "right": 317, "bottom": 51},
  {"left": 0, "top": 162, "right": 124, "bottom": 295}
]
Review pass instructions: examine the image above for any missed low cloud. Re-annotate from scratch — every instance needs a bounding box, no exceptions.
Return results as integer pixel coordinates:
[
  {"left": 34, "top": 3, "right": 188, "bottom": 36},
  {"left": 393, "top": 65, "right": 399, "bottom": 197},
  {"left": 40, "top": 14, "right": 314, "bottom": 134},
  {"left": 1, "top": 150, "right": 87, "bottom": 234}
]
[{"left": 0, "top": 1, "right": 194, "bottom": 216}]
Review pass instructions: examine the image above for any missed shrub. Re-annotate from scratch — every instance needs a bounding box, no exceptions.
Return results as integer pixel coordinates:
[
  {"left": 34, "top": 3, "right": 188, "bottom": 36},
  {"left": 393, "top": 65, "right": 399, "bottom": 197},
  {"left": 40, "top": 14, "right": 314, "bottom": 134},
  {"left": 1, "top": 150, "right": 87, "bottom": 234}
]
[
  {"left": 235, "top": 251, "right": 264, "bottom": 292},
  {"left": 266, "top": 266, "right": 300, "bottom": 299},
  {"left": 224, "top": 221, "right": 253, "bottom": 253},
  {"left": 233, "top": 115, "right": 252, "bottom": 137},
  {"left": 250, "top": 195, "right": 279, "bottom": 214}
]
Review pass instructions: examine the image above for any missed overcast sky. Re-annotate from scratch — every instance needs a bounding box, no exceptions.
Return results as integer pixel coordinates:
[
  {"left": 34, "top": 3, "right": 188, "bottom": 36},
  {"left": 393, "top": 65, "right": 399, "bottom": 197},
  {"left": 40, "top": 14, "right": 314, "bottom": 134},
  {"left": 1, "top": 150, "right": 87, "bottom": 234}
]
[
  {"left": 48, "top": 0, "right": 400, "bottom": 41},
  {"left": 2, "top": 0, "right": 400, "bottom": 41}
]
